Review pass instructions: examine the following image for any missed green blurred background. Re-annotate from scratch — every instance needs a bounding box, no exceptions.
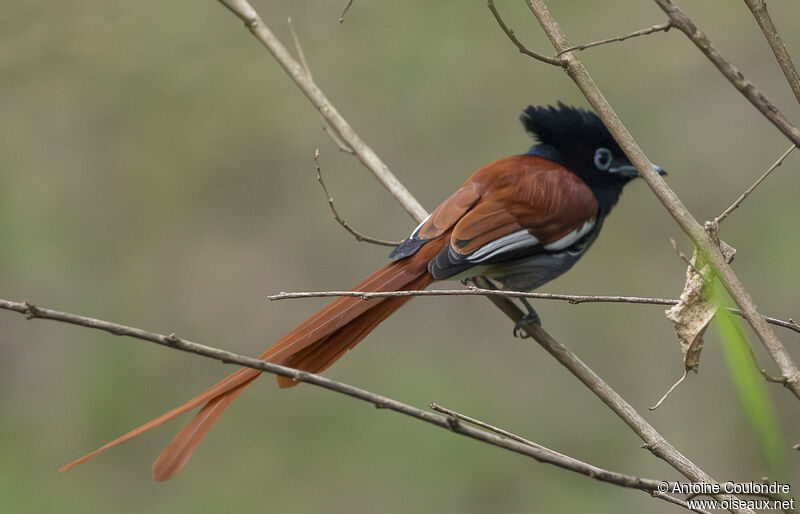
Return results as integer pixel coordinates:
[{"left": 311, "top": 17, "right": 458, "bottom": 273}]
[{"left": 2, "top": 1, "right": 799, "bottom": 512}]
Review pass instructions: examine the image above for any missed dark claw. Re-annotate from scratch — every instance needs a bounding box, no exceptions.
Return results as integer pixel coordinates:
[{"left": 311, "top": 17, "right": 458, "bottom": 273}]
[
  {"left": 513, "top": 297, "right": 542, "bottom": 337},
  {"left": 513, "top": 311, "right": 541, "bottom": 338}
]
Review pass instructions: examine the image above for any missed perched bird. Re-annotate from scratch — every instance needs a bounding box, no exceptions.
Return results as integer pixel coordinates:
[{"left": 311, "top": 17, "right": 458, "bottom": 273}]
[{"left": 61, "top": 103, "right": 665, "bottom": 480}]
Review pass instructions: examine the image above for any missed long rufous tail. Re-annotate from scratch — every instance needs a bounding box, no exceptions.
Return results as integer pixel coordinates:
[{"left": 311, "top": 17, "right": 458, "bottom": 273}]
[{"left": 60, "top": 238, "right": 442, "bottom": 480}]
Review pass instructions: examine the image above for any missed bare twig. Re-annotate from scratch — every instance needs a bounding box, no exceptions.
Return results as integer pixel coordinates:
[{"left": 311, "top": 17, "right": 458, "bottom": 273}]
[
  {"left": 288, "top": 17, "right": 354, "bottom": 154},
  {"left": 267, "top": 287, "right": 800, "bottom": 335},
  {"left": 670, "top": 239, "right": 706, "bottom": 278},
  {"left": 339, "top": 0, "right": 354, "bottom": 23},
  {"left": 217, "top": 0, "right": 427, "bottom": 222},
  {"left": 487, "top": 0, "right": 563, "bottom": 67},
  {"left": 314, "top": 149, "right": 402, "bottom": 246},
  {"left": 1, "top": 297, "right": 680, "bottom": 496},
  {"left": 268, "top": 287, "right": 677, "bottom": 304},
  {"left": 761, "top": 369, "right": 789, "bottom": 384},
  {"left": 429, "top": 403, "right": 698, "bottom": 510},
  {"left": 523, "top": 0, "right": 800, "bottom": 401},
  {"left": 557, "top": 22, "right": 672, "bottom": 56},
  {"left": 715, "top": 144, "right": 796, "bottom": 224},
  {"left": 654, "top": 0, "right": 800, "bottom": 148},
  {"left": 743, "top": 0, "right": 800, "bottom": 105},
  {"left": 649, "top": 370, "right": 689, "bottom": 410},
  {"left": 287, "top": 17, "right": 311, "bottom": 78},
  {"left": 431, "top": 403, "right": 557, "bottom": 453}
]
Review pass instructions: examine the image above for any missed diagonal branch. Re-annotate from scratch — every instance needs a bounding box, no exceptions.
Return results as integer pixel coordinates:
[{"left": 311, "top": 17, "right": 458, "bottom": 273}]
[
  {"left": 216, "top": 0, "right": 427, "bottom": 222},
  {"left": 486, "top": 0, "right": 564, "bottom": 66},
  {"left": 742, "top": 0, "right": 800, "bottom": 105},
  {"left": 524, "top": 0, "right": 800, "bottom": 401},
  {"left": 653, "top": 0, "right": 800, "bottom": 148},
  {"left": 715, "top": 144, "right": 796, "bottom": 224}
]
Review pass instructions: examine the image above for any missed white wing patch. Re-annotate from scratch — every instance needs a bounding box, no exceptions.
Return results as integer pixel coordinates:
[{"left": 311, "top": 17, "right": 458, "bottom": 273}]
[
  {"left": 543, "top": 219, "right": 596, "bottom": 251},
  {"left": 467, "top": 229, "right": 541, "bottom": 263},
  {"left": 409, "top": 213, "right": 432, "bottom": 239}
]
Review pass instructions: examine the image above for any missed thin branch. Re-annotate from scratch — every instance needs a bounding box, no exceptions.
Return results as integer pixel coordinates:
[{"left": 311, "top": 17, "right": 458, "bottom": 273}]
[
  {"left": 314, "top": 149, "right": 402, "bottom": 246},
  {"left": 654, "top": 0, "right": 800, "bottom": 148},
  {"left": 760, "top": 368, "right": 789, "bottom": 385},
  {"left": 649, "top": 370, "right": 689, "bottom": 411},
  {"left": 268, "top": 287, "right": 677, "bottom": 304},
  {"left": 429, "top": 403, "right": 696, "bottom": 510},
  {"left": 523, "top": 0, "right": 800, "bottom": 401},
  {"left": 339, "top": 0, "right": 354, "bottom": 23},
  {"left": 266, "top": 287, "right": 800, "bottom": 335},
  {"left": 670, "top": 238, "right": 706, "bottom": 278},
  {"left": 1, "top": 298, "right": 678, "bottom": 496},
  {"left": 742, "top": 0, "right": 800, "bottom": 105},
  {"left": 431, "top": 403, "right": 561, "bottom": 452},
  {"left": 288, "top": 17, "right": 354, "bottom": 154},
  {"left": 487, "top": 0, "right": 564, "bottom": 67},
  {"left": 715, "top": 144, "right": 796, "bottom": 224},
  {"left": 556, "top": 22, "right": 672, "bottom": 56},
  {"left": 287, "top": 17, "right": 312, "bottom": 79},
  {"left": 217, "top": 0, "right": 427, "bottom": 222}
]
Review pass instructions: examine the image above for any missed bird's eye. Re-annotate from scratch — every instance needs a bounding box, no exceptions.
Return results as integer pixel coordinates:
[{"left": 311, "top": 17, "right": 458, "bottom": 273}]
[{"left": 594, "top": 147, "right": 613, "bottom": 171}]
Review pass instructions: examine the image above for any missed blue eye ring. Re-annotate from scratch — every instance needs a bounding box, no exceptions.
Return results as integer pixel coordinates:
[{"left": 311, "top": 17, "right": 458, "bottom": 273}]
[{"left": 594, "top": 147, "right": 612, "bottom": 171}]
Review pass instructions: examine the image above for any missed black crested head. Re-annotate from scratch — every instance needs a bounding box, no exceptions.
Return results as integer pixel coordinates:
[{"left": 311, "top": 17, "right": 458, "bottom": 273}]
[{"left": 521, "top": 103, "right": 656, "bottom": 215}]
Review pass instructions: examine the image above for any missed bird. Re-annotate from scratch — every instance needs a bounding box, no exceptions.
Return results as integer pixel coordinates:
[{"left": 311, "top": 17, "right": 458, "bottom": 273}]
[{"left": 60, "top": 103, "right": 665, "bottom": 480}]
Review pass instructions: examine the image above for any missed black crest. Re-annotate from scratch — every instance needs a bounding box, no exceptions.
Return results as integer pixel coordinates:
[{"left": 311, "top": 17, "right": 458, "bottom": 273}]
[{"left": 520, "top": 103, "right": 623, "bottom": 157}]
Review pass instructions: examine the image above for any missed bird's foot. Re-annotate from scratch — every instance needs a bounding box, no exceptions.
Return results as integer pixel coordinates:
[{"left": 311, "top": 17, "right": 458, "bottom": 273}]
[{"left": 513, "top": 310, "right": 541, "bottom": 338}]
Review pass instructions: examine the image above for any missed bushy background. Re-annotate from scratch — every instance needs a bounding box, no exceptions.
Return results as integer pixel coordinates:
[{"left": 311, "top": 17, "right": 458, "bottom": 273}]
[{"left": 2, "top": 1, "right": 798, "bottom": 512}]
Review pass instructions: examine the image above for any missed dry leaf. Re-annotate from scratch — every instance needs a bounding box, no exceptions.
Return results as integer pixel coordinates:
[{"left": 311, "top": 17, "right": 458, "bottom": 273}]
[{"left": 665, "top": 242, "right": 736, "bottom": 372}]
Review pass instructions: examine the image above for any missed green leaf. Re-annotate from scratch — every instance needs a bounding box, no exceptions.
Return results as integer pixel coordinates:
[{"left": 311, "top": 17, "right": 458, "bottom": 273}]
[{"left": 709, "top": 277, "right": 788, "bottom": 478}]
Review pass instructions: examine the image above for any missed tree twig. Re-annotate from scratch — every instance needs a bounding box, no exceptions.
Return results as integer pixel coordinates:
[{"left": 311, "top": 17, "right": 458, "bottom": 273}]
[
  {"left": 653, "top": 0, "right": 800, "bottom": 148},
  {"left": 487, "top": 0, "right": 564, "bottom": 67},
  {"left": 522, "top": 0, "right": 800, "bottom": 401},
  {"left": 266, "top": 287, "right": 800, "bottom": 335},
  {"left": 715, "top": 144, "right": 796, "bottom": 224},
  {"left": 288, "top": 18, "right": 355, "bottom": 154},
  {"left": 429, "top": 403, "right": 702, "bottom": 511},
  {"left": 268, "top": 287, "right": 677, "bottom": 304},
  {"left": 742, "top": 0, "right": 800, "bottom": 105},
  {"left": 670, "top": 238, "right": 706, "bottom": 278},
  {"left": 649, "top": 370, "right": 689, "bottom": 410},
  {"left": 314, "top": 149, "right": 401, "bottom": 246},
  {"left": 339, "top": 0, "right": 354, "bottom": 23},
  {"left": 556, "top": 22, "right": 672, "bottom": 56},
  {"left": 216, "top": 0, "right": 427, "bottom": 222}
]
